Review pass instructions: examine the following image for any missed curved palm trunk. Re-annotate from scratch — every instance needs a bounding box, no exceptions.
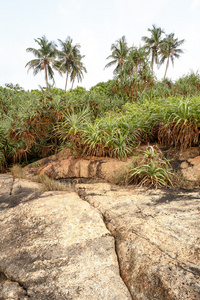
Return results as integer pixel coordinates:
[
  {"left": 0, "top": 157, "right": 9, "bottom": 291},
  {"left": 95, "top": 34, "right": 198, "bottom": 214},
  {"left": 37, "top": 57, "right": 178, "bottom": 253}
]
[
  {"left": 65, "top": 70, "right": 69, "bottom": 91},
  {"left": 164, "top": 56, "right": 170, "bottom": 79}
]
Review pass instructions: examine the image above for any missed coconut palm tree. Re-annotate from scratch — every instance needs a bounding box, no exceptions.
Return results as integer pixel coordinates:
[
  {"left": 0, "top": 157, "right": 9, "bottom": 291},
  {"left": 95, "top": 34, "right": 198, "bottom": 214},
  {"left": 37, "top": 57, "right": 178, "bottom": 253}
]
[
  {"left": 25, "top": 36, "right": 58, "bottom": 87},
  {"left": 160, "top": 33, "right": 185, "bottom": 79},
  {"left": 142, "top": 25, "right": 165, "bottom": 73},
  {"left": 105, "top": 36, "right": 129, "bottom": 74},
  {"left": 57, "top": 37, "right": 82, "bottom": 91},
  {"left": 70, "top": 55, "right": 87, "bottom": 89}
]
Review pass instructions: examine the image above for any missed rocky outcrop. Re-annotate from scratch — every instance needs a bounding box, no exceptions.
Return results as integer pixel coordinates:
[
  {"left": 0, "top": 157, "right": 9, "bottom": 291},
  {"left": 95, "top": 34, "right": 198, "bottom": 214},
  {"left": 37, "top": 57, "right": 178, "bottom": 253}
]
[
  {"left": 26, "top": 155, "right": 133, "bottom": 182},
  {"left": 1, "top": 174, "right": 200, "bottom": 299},
  {"left": 76, "top": 183, "right": 200, "bottom": 299},
  {"left": 0, "top": 176, "right": 131, "bottom": 299},
  {"left": 24, "top": 146, "right": 200, "bottom": 185}
]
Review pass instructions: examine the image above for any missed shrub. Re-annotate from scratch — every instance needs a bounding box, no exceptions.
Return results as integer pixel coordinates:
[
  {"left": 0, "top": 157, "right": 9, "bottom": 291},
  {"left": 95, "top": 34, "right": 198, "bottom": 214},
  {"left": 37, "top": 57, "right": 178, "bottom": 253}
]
[{"left": 129, "top": 146, "right": 173, "bottom": 188}]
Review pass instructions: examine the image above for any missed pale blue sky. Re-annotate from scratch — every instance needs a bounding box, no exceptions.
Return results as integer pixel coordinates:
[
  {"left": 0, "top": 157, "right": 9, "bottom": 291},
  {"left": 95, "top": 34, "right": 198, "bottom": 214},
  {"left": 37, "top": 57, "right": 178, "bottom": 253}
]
[{"left": 0, "top": 0, "right": 200, "bottom": 90}]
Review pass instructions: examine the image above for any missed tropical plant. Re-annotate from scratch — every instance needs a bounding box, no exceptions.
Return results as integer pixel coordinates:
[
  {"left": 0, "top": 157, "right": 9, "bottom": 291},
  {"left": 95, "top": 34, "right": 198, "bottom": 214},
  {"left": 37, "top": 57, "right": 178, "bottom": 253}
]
[
  {"left": 158, "top": 99, "right": 199, "bottom": 149},
  {"left": 57, "top": 107, "right": 90, "bottom": 154},
  {"left": 117, "top": 46, "right": 153, "bottom": 101},
  {"left": 142, "top": 25, "right": 165, "bottom": 73},
  {"left": 70, "top": 55, "right": 87, "bottom": 89},
  {"left": 57, "top": 37, "right": 86, "bottom": 90},
  {"left": 26, "top": 36, "right": 58, "bottom": 87},
  {"left": 160, "top": 33, "right": 185, "bottom": 79},
  {"left": 82, "top": 121, "right": 107, "bottom": 156},
  {"left": 105, "top": 36, "right": 129, "bottom": 75},
  {"left": 129, "top": 146, "right": 173, "bottom": 188}
]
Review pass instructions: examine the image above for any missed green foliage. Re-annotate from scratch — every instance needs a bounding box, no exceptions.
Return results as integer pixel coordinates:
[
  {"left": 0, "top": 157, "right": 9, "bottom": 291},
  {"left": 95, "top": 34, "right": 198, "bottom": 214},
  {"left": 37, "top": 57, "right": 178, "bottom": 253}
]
[
  {"left": 158, "top": 97, "right": 199, "bottom": 148},
  {"left": 1, "top": 74, "right": 200, "bottom": 172},
  {"left": 26, "top": 36, "right": 58, "bottom": 87},
  {"left": 129, "top": 146, "right": 173, "bottom": 188}
]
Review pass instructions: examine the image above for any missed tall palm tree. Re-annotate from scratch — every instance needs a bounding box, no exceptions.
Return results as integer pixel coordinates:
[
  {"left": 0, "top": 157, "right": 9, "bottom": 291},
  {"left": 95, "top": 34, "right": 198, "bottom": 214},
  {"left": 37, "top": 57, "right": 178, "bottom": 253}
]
[
  {"left": 160, "top": 33, "right": 185, "bottom": 79},
  {"left": 142, "top": 25, "right": 165, "bottom": 73},
  {"left": 70, "top": 55, "right": 87, "bottom": 89},
  {"left": 57, "top": 37, "right": 82, "bottom": 91},
  {"left": 25, "top": 36, "right": 58, "bottom": 87},
  {"left": 105, "top": 36, "right": 129, "bottom": 74}
]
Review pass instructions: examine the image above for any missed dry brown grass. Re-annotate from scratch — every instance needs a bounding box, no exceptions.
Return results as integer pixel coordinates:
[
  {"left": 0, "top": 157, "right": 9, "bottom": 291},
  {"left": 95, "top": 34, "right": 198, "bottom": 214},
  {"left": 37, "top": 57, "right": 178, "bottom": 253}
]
[
  {"left": 158, "top": 120, "right": 199, "bottom": 149},
  {"left": 36, "top": 174, "right": 70, "bottom": 192},
  {"left": 170, "top": 170, "right": 200, "bottom": 190},
  {"left": 10, "top": 165, "right": 70, "bottom": 192}
]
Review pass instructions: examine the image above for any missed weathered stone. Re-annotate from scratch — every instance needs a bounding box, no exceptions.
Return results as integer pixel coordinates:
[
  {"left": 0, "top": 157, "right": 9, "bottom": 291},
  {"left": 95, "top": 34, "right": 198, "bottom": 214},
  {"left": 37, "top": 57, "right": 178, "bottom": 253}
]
[
  {"left": 28, "top": 156, "right": 133, "bottom": 182},
  {"left": 0, "top": 174, "right": 13, "bottom": 196},
  {"left": 178, "top": 147, "right": 200, "bottom": 161},
  {"left": 0, "top": 280, "right": 27, "bottom": 300},
  {"left": 76, "top": 183, "right": 200, "bottom": 300},
  {"left": 0, "top": 179, "right": 131, "bottom": 299},
  {"left": 181, "top": 156, "right": 200, "bottom": 181}
]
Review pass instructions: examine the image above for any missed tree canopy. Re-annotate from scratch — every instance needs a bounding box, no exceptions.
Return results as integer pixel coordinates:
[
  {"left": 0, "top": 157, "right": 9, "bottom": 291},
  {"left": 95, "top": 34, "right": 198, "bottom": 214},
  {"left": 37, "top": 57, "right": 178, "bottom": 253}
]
[{"left": 25, "top": 36, "right": 58, "bottom": 87}]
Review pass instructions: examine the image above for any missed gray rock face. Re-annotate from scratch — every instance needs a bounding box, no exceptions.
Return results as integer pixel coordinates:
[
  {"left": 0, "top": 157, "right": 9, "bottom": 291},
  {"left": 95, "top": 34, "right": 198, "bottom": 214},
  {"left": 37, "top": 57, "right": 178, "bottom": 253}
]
[
  {"left": 0, "top": 176, "right": 131, "bottom": 299},
  {"left": 76, "top": 183, "right": 200, "bottom": 300},
  {"left": 1, "top": 174, "right": 200, "bottom": 299}
]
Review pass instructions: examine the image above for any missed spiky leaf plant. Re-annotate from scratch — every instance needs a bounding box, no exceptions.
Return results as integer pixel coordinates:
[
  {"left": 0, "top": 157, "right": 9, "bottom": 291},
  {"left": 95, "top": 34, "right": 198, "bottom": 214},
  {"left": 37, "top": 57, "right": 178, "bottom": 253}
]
[
  {"left": 158, "top": 99, "right": 199, "bottom": 148},
  {"left": 57, "top": 107, "right": 90, "bottom": 154},
  {"left": 129, "top": 145, "right": 173, "bottom": 188}
]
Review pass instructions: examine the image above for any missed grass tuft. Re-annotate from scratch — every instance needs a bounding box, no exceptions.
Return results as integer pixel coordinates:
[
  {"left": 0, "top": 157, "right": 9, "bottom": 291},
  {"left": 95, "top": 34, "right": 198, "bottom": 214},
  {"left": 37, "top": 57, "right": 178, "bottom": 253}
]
[{"left": 10, "top": 164, "right": 70, "bottom": 192}]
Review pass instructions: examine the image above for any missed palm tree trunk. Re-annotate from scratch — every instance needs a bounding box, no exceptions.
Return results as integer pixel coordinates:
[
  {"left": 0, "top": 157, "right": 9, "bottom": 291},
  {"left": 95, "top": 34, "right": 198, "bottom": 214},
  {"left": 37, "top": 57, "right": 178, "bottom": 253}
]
[
  {"left": 164, "top": 56, "right": 170, "bottom": 79},
  {"left": 45, "top": 64, "right": 48, "bottom": 87},
  {"left": 65, "top": 70, "right": 69, "bottom": 91},
  {"left": 151, "top": 53, "right": 154, "bottom": 74}
]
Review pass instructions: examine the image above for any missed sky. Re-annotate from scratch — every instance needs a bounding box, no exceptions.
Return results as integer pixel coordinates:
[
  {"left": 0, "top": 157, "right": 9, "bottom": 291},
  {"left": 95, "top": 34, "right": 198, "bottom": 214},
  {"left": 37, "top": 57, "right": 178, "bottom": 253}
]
[{"left": 0, "top": 0, "right": 200, "bottom": 91}]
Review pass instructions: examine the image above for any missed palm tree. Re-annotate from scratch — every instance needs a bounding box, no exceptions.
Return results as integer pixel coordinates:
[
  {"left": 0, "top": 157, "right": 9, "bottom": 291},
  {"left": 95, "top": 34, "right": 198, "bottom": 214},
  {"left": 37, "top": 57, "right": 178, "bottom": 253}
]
[
  {"left": 25, "top": 36, "right": 58, "bottom": 87},
  {"left": 142, "top": 25, "right": 165, "bottom": 73},
  {"left": 160, "top": 33, "right": 185, "bottom": 79},
  {"left": 57, "top": 37, "right": 82, "bottom": 91},
  {"left": 105, "top": 36, "right": 129, "bottom": 74},
  {"left": 118, "top": 46, "right": 152, "bottom": 101},
  {"left": 70, "top": 55, "right": 87, "bottom": 89}
]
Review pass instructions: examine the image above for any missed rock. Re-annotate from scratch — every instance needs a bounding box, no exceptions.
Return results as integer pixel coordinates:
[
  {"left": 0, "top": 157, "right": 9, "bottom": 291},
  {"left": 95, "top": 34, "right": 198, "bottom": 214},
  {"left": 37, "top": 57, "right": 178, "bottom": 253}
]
[
  {"left": 178, "top": 147, "right": 200, "bottom": 161},
  {"left": 27, "top": 156, "right": 133, "bottom": 182},
  {"left": 181, "top": 156, "right": 200, "bottom": 181},
  {"left": 1, "top": 174, "right": 200, "bottom": 299},
  {"left": 0, "top": 280, "right": 27, "bottom": 300},
  {"left": 0, "top": 178, "right": 131, "bottom": 299},
  {"left": 76, "top": 183, "right": 200, "bottom": 299},
  {"left": 0, "top": 174, "right": 13, "bottom": 196}
]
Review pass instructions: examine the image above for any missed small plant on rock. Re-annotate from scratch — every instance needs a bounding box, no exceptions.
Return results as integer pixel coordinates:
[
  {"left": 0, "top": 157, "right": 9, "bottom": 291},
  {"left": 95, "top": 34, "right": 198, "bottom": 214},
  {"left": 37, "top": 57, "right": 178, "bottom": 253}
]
[{"left": 129, "top": 145, "right": 173, "bottom": 188}]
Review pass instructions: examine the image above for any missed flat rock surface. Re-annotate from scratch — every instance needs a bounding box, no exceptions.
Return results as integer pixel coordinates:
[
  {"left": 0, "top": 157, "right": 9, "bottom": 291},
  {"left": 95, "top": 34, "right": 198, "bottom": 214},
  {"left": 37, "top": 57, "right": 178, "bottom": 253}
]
[
  {"left": 76, "top": 183, "right": 200, "bottom": 299},
  {"left": 0, "top": 177, "right": 131, "bottom": 299}
]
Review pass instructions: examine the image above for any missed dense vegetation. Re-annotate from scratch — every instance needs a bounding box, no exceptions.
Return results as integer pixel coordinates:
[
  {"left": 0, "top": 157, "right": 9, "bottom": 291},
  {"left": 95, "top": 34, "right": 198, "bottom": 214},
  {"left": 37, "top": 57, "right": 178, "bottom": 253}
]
[
  {"left": 1, "top": 71, "right": 200, "bottom": 173},
  {"left": 1, "top": 25, "right": 199, "bottom": 188}
]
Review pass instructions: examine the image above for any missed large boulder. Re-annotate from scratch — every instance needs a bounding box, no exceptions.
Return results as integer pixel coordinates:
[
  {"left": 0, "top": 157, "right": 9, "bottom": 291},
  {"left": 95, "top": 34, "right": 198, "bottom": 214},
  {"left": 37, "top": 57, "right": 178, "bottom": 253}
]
[
  {"left": 76, "top": 183, "right": 200, "bottom": 299},
  {"left": 26, "top": 156, "right": 133, "bottom": 182},
  {"left": 0, "top": 177, "right": 131, "bottom": 299}
]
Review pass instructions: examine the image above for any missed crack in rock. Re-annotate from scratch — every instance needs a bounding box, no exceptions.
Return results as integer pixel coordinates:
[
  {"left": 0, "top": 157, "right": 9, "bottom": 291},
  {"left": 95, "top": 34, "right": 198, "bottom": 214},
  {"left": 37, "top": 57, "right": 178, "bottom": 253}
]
[
  {"left": 75, "top": 184, "right": 200, "bottom": 300},
  {"left": 75, "top": 186, "right": 134, "bottom": 299},
  {"left": 0, "top": 270, "right": 30, "bottom": 299}
]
